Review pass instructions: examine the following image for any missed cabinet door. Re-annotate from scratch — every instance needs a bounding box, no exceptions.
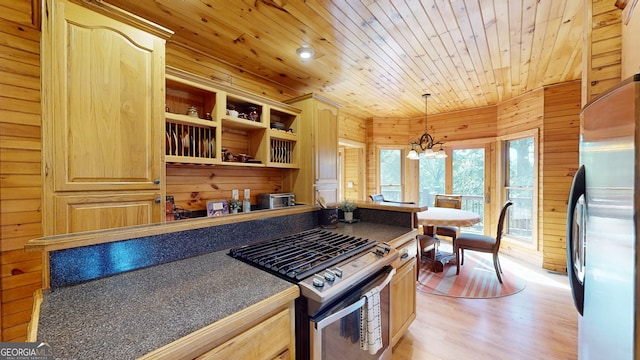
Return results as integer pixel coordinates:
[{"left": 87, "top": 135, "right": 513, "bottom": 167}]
[
  {"left": 314, "top": 105, "right": 338, "bottom": 204},
  {"left": 196, "top": 308, "right": 293, "bottom": 360},
  {"left": 391, "top": 257, "right": 417, "bottom": 346},
  {"left": 46, "top": 0, "right": 164, "bottom": 192},
  {"left": 54, "top": 192, "right": 162, "bottom": 234}
]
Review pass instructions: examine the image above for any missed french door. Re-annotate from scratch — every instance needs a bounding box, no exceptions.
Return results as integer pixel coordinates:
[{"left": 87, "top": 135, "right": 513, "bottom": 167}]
[
  {"left": 451, "top": 146, "right": 489, "bottom": 233},
  {"left": 419, "top": 142, "right": 491, "bottom": 234}
]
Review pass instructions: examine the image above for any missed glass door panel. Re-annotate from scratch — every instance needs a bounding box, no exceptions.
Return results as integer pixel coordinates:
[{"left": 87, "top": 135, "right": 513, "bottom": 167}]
[
  {"left": 418, "top": 155, "right": 445, "bottom": 206},
  {"left": 452, "top": 148, "right": 485, "bottom": 233}
]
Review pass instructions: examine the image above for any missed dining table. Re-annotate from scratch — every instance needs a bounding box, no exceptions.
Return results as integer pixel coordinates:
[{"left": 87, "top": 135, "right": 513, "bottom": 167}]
[{"left": 415, "top": 207, "right": 482, "bottom": 272}]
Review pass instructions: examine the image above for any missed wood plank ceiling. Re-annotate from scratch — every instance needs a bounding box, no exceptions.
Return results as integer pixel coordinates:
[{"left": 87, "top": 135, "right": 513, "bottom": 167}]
[{"left": 102, "top": 0, "right": 584, "bottom": 118}]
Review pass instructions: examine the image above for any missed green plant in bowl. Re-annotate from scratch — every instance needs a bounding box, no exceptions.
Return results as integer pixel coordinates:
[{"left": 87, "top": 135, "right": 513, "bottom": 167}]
[{"left": 338, "top": 199, "right": 357, "bottom": 212}]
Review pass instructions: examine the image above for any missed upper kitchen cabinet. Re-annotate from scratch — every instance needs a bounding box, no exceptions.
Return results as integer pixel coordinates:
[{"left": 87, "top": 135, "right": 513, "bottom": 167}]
[
  {"left": 41, "top": 0, "right": 172, "bottom": 234},
  {"left": 165, "top": 68, "right": 222, "bottom": 165},
  {"left": 164, "top": 67, "right": 301, "bottom": 169},
  {"left": 285, "top": 94, "right": 340, "bottom": 205}
]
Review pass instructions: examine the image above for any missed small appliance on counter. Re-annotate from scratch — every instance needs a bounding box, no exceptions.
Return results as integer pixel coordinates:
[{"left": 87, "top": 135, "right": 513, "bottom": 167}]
[{"left": 257, "top": 192, "right": 295, "bottom": 209}]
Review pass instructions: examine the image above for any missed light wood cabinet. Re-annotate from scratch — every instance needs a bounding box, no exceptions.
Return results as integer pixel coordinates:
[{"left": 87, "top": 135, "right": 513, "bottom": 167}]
[
  {"left": 42, "top": 0, "right": 172, "bottom": 234},
  {"left": 164, "top": 67, "right": 301, "bottom": 169},
  {"left": 285, "top": 94, "right": 340, "bottom": 205},
  {"left": 53, "top": 192, "right": 163, "bottom": 234},
  {"left": 391, "top": 236, "right": 418, "bottom": 347},
  {"left": 196, "top": 308, "right": 293, "bottom": 360}
]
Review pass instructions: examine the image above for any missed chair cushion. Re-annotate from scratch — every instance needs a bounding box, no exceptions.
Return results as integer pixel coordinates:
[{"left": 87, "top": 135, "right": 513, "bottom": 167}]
[
  {"left": 455, "top": 233, "right": 496, "bottom": 250},
  {"left": 436, "top": 225, "right": 460, "bottom": 238}
]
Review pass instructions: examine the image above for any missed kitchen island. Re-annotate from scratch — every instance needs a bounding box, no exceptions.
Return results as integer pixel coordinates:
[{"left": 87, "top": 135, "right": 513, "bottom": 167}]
[{"left": 28, "top": 221, "right": 417, "bottom": 359}]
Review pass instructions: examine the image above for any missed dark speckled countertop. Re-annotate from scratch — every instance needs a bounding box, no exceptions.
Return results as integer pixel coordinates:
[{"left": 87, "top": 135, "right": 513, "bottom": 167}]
[
  {"left": 36, "top": 251, "right": 296, "bottom": 359},
  {"left": 34, "top": 222, "right": 414, "bottom": 359},
  {"left": 326, "top": 222, "right": 415, "bottom": 244}
]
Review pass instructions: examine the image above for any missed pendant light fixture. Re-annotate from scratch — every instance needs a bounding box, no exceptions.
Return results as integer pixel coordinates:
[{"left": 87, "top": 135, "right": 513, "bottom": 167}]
[{"left": 407, "top": 93, "right": 445, "bottom": 160}]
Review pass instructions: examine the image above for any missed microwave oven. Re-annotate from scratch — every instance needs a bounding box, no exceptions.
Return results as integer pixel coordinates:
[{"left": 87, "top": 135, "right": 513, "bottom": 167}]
[{"left": 258, "top": 193, "right": 296, "bottom": 209}]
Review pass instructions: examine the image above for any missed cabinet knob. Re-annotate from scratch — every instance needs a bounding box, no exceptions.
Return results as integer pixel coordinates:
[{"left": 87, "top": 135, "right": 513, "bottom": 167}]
[
  {"left": 154, "top": 179, "right": 161, "bottom": 185},
  {"left": 155, "top": 198, "right": 162, "bottom": 204}
]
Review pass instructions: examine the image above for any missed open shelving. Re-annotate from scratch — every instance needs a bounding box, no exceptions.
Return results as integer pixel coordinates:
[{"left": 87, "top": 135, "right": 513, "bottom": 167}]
[{"left": 165, "top": 67, "right": 301, "bottom": 168}]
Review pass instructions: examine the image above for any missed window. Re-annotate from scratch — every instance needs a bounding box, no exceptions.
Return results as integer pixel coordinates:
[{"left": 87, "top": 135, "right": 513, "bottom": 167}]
[
  {"left": 503, "top": 135, "right": 536, "bottom": 244},
  {"left": 379, "top": 149, "right": 403, "bottom": 201},
  {"left": 452, "top": 148, "right": 486, "bottom": 233},
  {"left": 418, "top": 154, "right": 444, "bottom": 206}
]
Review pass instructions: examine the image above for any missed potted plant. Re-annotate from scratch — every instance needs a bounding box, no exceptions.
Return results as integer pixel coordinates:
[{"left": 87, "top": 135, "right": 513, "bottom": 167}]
[
  {"left": 338, "top": 199, "right": 357, "bottom": 222},
  {"left": 229, "top": 198, "right": 241, "bottom": 214}
]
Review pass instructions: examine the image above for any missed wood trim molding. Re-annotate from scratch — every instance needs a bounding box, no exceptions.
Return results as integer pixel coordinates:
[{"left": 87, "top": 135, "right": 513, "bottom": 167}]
[
  {"left": 25, "top": 205, "right": 317, "bottom": 252},
  {"left": 26, "top": 289, "right": 44, "bottom": 342},
  {"left": 70, "top": 0, "right": 174, "bottom": 39}
]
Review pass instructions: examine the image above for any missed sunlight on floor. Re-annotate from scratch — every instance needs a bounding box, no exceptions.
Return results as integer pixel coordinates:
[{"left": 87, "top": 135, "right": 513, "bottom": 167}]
[{"left": 438, "top": 241, "right": 571, "bottom": 290}]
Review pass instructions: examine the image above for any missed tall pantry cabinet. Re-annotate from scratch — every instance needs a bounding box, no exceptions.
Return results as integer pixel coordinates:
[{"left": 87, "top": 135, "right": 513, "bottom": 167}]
[
  {"left": 285, "top": 94, "right": 340, "bottom": 205},
  {"left": 41, "top": 0, "right": 173, "bottom": 235}
]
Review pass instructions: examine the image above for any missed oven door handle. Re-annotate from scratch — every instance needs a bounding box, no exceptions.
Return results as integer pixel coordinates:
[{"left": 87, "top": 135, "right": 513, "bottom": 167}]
[{"left": 314, "top": 268, "right": 396, "bottom": 331}]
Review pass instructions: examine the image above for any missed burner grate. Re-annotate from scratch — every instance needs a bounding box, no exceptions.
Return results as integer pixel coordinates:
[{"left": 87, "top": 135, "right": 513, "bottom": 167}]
[{"left": 229, "top": 228, "right": 376, "bottom": 281}]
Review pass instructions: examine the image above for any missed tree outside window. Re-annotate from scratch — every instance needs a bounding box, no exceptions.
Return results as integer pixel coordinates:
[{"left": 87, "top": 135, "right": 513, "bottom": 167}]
[
  {"left": 379, "top": 149, "right": 403, "bottom": 201},
  {"left": 504, "top": 137, "right": 535, "bottom": 242}
]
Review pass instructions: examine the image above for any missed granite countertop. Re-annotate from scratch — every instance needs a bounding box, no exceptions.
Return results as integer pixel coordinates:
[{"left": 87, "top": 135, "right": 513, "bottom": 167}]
[
  {"left": 34, "top": 222, "right": 415, "bottom": 359},
  {"left": 355, "top": 200, "right": 428, "bottom": 213},
  {"left": 35, "top": 251, "right": 296, "bottom": 359},
  {"left": 326, "top": 222, "right": 416, "bottom": 244}
]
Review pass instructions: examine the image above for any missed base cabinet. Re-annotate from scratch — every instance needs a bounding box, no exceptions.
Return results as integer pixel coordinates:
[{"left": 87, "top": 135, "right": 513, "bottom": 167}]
[
  {"left": 391, "top": 237, "right": 418, "bottom": 347},
  {"left": 196, "top": 308, "right": 292, "bottom": 360}
]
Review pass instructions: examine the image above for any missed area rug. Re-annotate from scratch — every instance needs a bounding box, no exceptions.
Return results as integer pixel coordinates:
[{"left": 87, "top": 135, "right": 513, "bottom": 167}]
[{"left": 417, "top": 245, "right": 526, "bottom": 299}]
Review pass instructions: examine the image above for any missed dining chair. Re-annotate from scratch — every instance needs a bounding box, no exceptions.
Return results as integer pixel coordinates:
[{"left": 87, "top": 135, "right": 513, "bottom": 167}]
[
  {"left": 433, "top": 194, "right": 463, "bottom": 242},
  {"left": 454, "top": 200, "right": 513, "bottom": 283},
  {"left": 416, "top": 234, "right": 440, "bottom": 272}
]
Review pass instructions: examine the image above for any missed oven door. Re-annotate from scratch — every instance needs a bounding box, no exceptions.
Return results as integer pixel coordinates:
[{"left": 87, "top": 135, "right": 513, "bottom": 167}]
[{"left": 309, "top": 266, "right": 395, "bottom": 360}]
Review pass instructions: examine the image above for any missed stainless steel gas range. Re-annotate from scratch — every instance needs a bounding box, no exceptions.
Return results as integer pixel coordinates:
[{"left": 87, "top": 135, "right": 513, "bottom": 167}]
[{"left": 229, "top": 228, "right": 398, "bottom": 360}]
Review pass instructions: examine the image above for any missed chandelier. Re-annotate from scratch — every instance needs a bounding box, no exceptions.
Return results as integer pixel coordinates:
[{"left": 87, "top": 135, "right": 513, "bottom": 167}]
[{"left": 407, "top": 93, "right": 446, "bottom": 160}]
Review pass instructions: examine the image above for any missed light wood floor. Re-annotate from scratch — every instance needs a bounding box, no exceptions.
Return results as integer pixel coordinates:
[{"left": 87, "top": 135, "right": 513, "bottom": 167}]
[{"left": 392, "top": 252, "right": 579, "bottom": 360}]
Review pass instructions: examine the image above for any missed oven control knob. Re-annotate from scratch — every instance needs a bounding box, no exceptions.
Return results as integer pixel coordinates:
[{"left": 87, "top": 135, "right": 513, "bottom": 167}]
[
  {"left": 324, "top": 270, "right": 335, "bottom": 282},
  {"left": 333, "top": 267, "right": 343, "bottom": 278},
  {"left": 312, "top": 277, "right": 324, "bottom": 288}
]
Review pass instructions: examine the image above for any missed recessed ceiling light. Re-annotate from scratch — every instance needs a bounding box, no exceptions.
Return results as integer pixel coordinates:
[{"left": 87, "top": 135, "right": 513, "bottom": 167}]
[{"left": 296, "top": 46, "right": 315, "bottom": 59}]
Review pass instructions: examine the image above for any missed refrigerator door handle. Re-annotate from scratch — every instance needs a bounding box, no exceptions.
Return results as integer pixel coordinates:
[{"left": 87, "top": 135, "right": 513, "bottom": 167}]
[{"left": 566, "top": 165, "right": 586, "bottom": 316}]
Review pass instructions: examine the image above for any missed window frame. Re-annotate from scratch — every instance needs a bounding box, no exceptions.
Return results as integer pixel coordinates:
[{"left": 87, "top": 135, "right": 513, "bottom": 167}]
[{"left": 376, "top": 146, "right": 407, "bottom": 201}]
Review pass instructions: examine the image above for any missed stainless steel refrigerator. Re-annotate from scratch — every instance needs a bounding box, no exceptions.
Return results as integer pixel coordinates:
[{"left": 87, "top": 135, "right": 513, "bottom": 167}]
[{"left": 567, "top": 73, "right": 640, "bottom": 359}]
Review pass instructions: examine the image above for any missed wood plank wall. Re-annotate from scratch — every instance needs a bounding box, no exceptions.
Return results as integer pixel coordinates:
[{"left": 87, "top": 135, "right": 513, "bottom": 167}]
[
  {"left": 166, "top": 166, "right": 286, "bottom": 211},
  {"left": 496, "top": 89, "right": 544, "bottom": 262},
  {"left": 541, "top": 81, "right": 581, "bottom": 272},
  {"left": 0, "top": 0, "right": 43, "bottom": 341},
  {"left": 342, "top": 147, "right": 361, "bottom": 201},
  {"left": 496, "top": 89, "right": 544, "bottom": 136},
  {"left": 338, "top": 112, "right": 366, "bottom": 201},
  {"left": 582, "top": 0, "right": 622, "bottom": 106},
  {"left": 621, "top": 0, "right": 639, "bottom": 77}
]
